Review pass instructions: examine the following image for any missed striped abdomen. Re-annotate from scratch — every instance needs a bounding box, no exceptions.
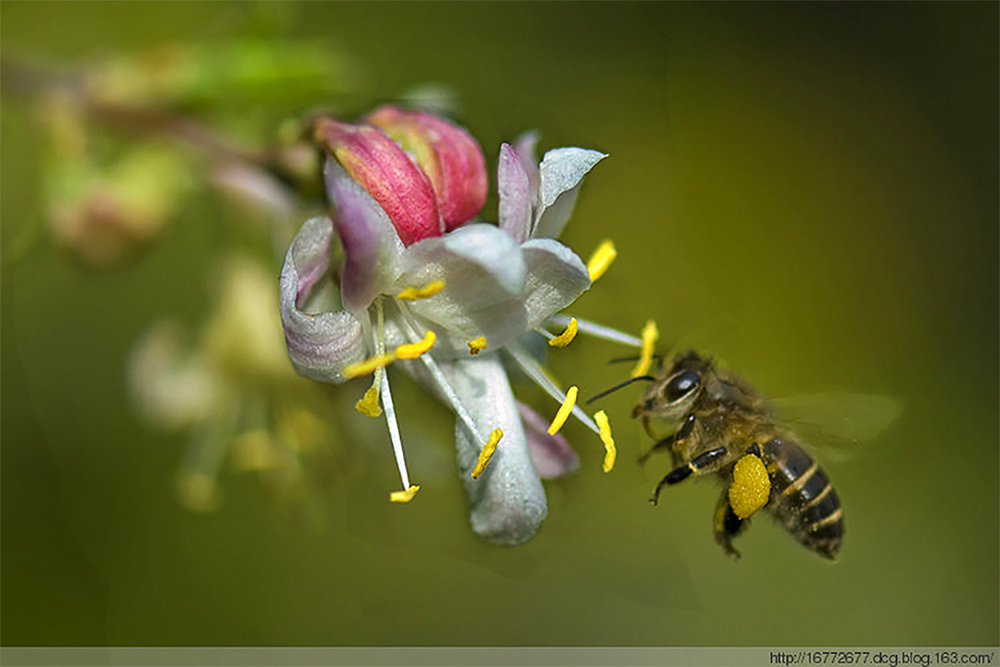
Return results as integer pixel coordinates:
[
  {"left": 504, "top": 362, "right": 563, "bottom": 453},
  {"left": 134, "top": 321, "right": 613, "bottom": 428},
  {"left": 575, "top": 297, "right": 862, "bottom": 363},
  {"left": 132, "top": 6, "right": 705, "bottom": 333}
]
[{"left": 762, "top": 438, "right": 844, "bottom": 559}]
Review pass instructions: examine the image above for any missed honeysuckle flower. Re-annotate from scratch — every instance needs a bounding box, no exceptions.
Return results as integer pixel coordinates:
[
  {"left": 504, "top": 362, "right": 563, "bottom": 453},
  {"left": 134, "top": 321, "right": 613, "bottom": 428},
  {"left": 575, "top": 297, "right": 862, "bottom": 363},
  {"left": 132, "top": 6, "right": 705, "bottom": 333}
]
[
  {"left": 131, "top": 253, "right": 341, "bottom": 511},
  {"left": 281, "top": 107, "right": 650, "bottom": 544}
]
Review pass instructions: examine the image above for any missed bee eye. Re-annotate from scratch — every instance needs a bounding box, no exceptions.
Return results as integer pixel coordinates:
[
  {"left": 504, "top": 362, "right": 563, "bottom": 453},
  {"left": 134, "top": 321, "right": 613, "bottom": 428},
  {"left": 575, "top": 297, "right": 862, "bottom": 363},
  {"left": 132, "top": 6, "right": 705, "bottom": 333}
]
[{"left": 664, "top": 370, "right": 700, "bottom": 403}]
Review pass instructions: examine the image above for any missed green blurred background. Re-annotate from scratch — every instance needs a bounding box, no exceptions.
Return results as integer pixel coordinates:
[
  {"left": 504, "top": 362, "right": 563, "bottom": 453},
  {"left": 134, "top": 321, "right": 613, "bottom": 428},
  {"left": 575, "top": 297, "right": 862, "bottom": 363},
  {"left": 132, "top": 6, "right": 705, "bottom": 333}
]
[{"left": 2, "top": 1, "right": 997, "bottom": 648}]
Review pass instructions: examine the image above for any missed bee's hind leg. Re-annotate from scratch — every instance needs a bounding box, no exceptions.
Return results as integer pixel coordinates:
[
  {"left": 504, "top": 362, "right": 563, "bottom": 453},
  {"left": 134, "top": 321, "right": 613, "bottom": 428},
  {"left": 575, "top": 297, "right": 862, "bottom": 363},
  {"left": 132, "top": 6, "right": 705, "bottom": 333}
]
[
  {"left": 714, "top": 490, "right": 748, "bottom": 559},
  {"left": 649, "top": 443, "right": 726, "bottom": 505}
]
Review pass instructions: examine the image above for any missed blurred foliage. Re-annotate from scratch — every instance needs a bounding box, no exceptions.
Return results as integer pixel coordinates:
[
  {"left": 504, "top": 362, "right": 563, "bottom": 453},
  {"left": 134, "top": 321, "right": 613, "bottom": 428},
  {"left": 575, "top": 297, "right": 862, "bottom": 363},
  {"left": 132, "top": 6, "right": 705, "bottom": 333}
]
[{"left": 1, "top": 0, "right": 997, "bottom": 651}]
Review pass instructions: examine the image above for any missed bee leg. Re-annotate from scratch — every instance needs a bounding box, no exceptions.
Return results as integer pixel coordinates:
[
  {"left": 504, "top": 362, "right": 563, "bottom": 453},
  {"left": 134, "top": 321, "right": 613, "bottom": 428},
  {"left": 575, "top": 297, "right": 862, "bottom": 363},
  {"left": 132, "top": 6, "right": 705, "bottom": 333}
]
[
  {"left": 714, "top": 491, "right": 747, "bottom": 559},
  {"left": 649, "top": 445, "right": 726, "bottom": 505},
  {"left": 639, "top": 414, "right": 696, "bottom": 464}
]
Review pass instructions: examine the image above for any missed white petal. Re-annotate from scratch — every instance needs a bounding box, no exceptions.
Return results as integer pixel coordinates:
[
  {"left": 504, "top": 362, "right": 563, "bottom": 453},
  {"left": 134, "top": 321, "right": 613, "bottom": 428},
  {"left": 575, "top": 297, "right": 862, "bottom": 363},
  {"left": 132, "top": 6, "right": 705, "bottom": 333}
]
[
  {"left": 440, "top": 353, "right": 547, "bottom": 545},
  {"left": 520, "top": 238, "right": 591, "bottom": 329},
  {"left": 533, "top": 147, "right": 607, "bottom": 239},
  {"left": 280, "top": 217, "right": 366, "bottom": 384},
  {"left": 397, "top": 224, "right": 529, "bottom": 352}
]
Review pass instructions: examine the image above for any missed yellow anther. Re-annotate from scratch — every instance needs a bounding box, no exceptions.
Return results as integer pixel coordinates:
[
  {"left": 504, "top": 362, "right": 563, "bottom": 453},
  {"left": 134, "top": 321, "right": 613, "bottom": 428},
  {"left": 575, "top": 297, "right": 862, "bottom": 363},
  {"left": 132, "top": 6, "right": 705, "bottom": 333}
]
[
  {"left": 631, "top": 319, "right": 660, "bottom": 378},
  {"left": 547, "top": 386, "right": 579, "bottom": 435},
  {"left": 594, "top": 410, "right": 617, "bottom": 473},
  {"left": 390, "top": 484, "right": 421, "bottom": 503},
  {"left": 586, "top": 240, "right": 617, "bottom": 282},
  {"left": 548, "top": 317, "right": 579, "bottom": 348},
  {"left": 355, "top": 385, "right": 382, "bottom": 418},
  {"left": 395, "top": 330, "right": 436, "bottom": 359},
  {"left": 344, "top": 353, "right": 396, "bottom": 379},
  {"left": 471, "top": 428, "right": 504, "bottom": 479},
  {"left": 729, "top": 454, "right": 771, "bottom": 519},
  {"left": 397, "top": 280, "right": 445, "bottom": 301},
  {"left": 468, "top": 336, "right": 487, "bottom": 355}
]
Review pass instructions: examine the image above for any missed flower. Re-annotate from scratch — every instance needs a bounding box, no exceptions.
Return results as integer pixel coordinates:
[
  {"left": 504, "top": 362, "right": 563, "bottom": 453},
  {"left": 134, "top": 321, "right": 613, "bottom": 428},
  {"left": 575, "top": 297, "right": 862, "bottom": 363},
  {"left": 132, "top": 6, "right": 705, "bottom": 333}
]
[{"left": 280, "top": 106, "right": 646, "bottom": 544}]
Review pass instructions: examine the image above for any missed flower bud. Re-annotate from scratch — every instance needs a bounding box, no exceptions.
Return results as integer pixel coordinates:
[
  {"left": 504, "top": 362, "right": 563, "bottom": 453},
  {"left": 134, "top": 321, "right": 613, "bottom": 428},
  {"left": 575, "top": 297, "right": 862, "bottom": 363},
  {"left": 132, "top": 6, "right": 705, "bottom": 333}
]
[
  {"left": 315, "top": 118, "right": 443, "bottom": 246},
  {"left": 367, "top": 106, "right": 487, "bottom": 231}
]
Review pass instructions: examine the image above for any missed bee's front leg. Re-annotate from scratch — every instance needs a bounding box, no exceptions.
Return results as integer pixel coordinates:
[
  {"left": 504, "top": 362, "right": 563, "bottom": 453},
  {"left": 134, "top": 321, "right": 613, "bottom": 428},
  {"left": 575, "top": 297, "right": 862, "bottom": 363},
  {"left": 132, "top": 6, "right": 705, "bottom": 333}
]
[
  {"left": 639, "top": 413, "right": 696, "bottom": 464},
  {"left": 713, "top": 489, "right": 747, "bottom": 559},
  {"left": 649, "top": 443, "right": 726, "bottom": 505}
]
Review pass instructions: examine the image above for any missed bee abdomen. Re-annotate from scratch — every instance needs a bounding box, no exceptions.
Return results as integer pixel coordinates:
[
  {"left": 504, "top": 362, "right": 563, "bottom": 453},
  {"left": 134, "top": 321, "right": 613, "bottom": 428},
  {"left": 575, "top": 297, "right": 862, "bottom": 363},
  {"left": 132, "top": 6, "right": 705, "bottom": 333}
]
[{"left": 762, "top": 438, "right": 844, "bottom": 559}]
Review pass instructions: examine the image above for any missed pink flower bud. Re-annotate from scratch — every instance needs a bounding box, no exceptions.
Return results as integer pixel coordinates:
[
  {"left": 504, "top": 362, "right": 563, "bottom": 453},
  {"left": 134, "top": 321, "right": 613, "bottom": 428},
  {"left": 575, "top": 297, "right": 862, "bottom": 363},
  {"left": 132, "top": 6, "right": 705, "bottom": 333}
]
[
  {"left": 315, "top": 118, "right": 443, "bottom": 246},
  {"left": 366, "top": 106, "right": 487, "bottom": 231}
]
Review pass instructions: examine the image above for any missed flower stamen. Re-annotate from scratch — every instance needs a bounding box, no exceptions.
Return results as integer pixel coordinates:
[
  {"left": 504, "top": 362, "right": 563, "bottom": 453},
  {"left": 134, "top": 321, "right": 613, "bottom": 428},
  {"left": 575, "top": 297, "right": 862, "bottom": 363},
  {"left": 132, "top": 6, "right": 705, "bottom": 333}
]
[
  {"left": 548, "top": 386, "right": 579, "bottom": 435},
  {"left": 355, "top": 384, "right": 382, "bottom": 417},
  {"left": 467, "top": 336, "right": 487, "bottom": 355},
  {"left": 548, "top": 314, "right": 642, "bottom": 348},
  {"left": 507, "top": 344, "right": 600, "bottom": 435},
  {"left": 397, "top": 280, "right": 446, "bottom": 301},
  {"left": 471, "top": 428, "right": 504, "bottom": 479},
  {"left": 594, "top": 410, "right": 617, "bottom": 473},
  {"left": 395, "top": 330, "right": 436, "bottom": 359},
  {"left": 390, "top": 485, "right": 421, "bottom": 503},
  {"left": 379, "top": 368, "right": 416, "bottom": 501},
  {"left": 344, "top": 353, "right": 395, "bottom": 379},
  {"left": 548, "top": 317, "right": 578, "bottom": 348},
  {"left": 586, "top": 240, "right": 617, "bottom": 282},
  {"left": 631, "top": 319, "right": 660, "bottom": 378}
]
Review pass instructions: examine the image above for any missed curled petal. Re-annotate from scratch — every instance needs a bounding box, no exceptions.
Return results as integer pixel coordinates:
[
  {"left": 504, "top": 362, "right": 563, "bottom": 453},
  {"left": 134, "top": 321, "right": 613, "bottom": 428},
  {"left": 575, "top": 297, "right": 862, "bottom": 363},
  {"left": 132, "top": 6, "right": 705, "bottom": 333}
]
[
  {"left": 325, "top": 159, "right": 403, "bottom": 313},
  {"left": 397, "top": 224, "right": 529, "bottom": 353},
  {"left": 533, "top": 147, "right": 607, "bottom": 239},
  {"left": 441, "top": 354, "right": 547, "bottom": 545},
  {"left": 279, "top": 217, "right": 366, "bottom": 383},
  {"left": 520, "top": 238, "right": 591, "bottom": 329},
  {"left": 315, "top": 118, "right": 443, "bottom": 245},
  {"left": 368, "top": 106, "right": 487, "bottom": 231},
  {"left": 517, "top": 401, "right": 579, "bottom": 479},
  {"left": 497, "top": 143, "right": 532, "bottom": 244}
]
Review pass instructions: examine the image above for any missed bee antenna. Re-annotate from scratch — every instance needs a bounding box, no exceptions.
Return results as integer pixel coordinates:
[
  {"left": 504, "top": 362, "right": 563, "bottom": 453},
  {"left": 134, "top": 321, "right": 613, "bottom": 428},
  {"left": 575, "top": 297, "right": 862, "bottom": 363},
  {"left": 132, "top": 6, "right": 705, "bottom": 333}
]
[
  {"left": 607, "top": 354, "right": 664, "bottom": 366},
  {"left": 585, "top": 376, "right": 657, "bottom": 405}
]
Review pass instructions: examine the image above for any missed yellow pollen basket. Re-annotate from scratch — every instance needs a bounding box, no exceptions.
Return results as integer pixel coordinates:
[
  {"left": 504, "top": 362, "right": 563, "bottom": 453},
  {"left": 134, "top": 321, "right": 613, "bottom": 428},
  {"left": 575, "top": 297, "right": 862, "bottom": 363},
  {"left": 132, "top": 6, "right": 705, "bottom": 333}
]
[
  {"left": 548, "top": 318, "right": 578, "bottom": 348},
  {"left": 587, "top": 240, "right": 617, "bottom": 282},
  {"left": 390, "top": 485, "right": 421, "bottom": 503},
  {"left": 395, "top": 330, "right": 436, "bottom": 359},
  {"left": 729, "top": 454, "right": 771, "bottom": 519},
  {"left": 471, "top": 428, "right": 504, "bottom": 479},
  {"left": 397, "top": 280, "right": 445, "bottom": 301},
  {"left": 344, "top": 353, "right": 396, "bottom": 379},
  {"left": 355, "top": 385, "right": 382, "bottom": 417},
  {"left": 594, "top": 410, "right": 616, "bottom": 473},
  {"left": 631, "top": 319, "right": 659, "bottom": 378},
  {"left": 548, "top": 386, "right": 578, "bottom": 435},
  {"left": 468, "top": 336, "right": 487, "bottom": 355}
]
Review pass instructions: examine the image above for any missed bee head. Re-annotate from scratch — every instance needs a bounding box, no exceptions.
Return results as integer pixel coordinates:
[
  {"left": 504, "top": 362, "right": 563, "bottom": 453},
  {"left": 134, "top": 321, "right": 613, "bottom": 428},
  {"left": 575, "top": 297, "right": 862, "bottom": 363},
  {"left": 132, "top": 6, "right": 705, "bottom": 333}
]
[{"left": 633, "top": 351, "right": 710, "bottom": 420}]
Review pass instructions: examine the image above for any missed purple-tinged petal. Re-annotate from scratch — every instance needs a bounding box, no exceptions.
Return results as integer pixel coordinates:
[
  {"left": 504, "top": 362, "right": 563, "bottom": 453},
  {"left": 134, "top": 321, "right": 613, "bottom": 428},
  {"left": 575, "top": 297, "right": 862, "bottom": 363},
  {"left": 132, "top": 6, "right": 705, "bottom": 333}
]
[
  {"left": 441, "top": 353, "right": 547, "bottom": 545},
  {"left": 516, "top": 401, "right": 579, "bottom": 478},
  {"left": 315, "top": 118, "right": 443, "bottom": 245},
  {"left": 520, "top": 238, "right": 591, "bottom": 330},
  {"left": 325, "top": 159, "right": 403, "bottom": 313},
  {"left": 533, "top": 148, "right": 607, "bottom": 239},
  {"left": 367, "top": 106, "right": 487, "bottom": 231},
  {"left": 497, "top": 143, "right": 532, "bottom": 244},
  {"left": 279, "top": 217, "right": 366, "bottom": 384}
]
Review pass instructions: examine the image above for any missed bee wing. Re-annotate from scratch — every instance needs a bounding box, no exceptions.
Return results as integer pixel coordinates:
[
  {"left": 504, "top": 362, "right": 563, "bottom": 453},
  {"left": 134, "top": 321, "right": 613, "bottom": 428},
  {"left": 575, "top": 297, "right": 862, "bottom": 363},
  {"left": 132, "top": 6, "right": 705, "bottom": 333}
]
[{"left": 771, "top": 393, "right": 903, "bottom": 460}]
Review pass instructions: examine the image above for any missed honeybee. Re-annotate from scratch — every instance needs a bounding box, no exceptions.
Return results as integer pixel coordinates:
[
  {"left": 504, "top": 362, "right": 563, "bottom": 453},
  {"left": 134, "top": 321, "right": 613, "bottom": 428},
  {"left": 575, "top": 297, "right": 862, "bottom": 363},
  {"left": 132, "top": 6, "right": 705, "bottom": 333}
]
[{"left": 627, "top": 351, "right": 899, "bottom": 560}]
